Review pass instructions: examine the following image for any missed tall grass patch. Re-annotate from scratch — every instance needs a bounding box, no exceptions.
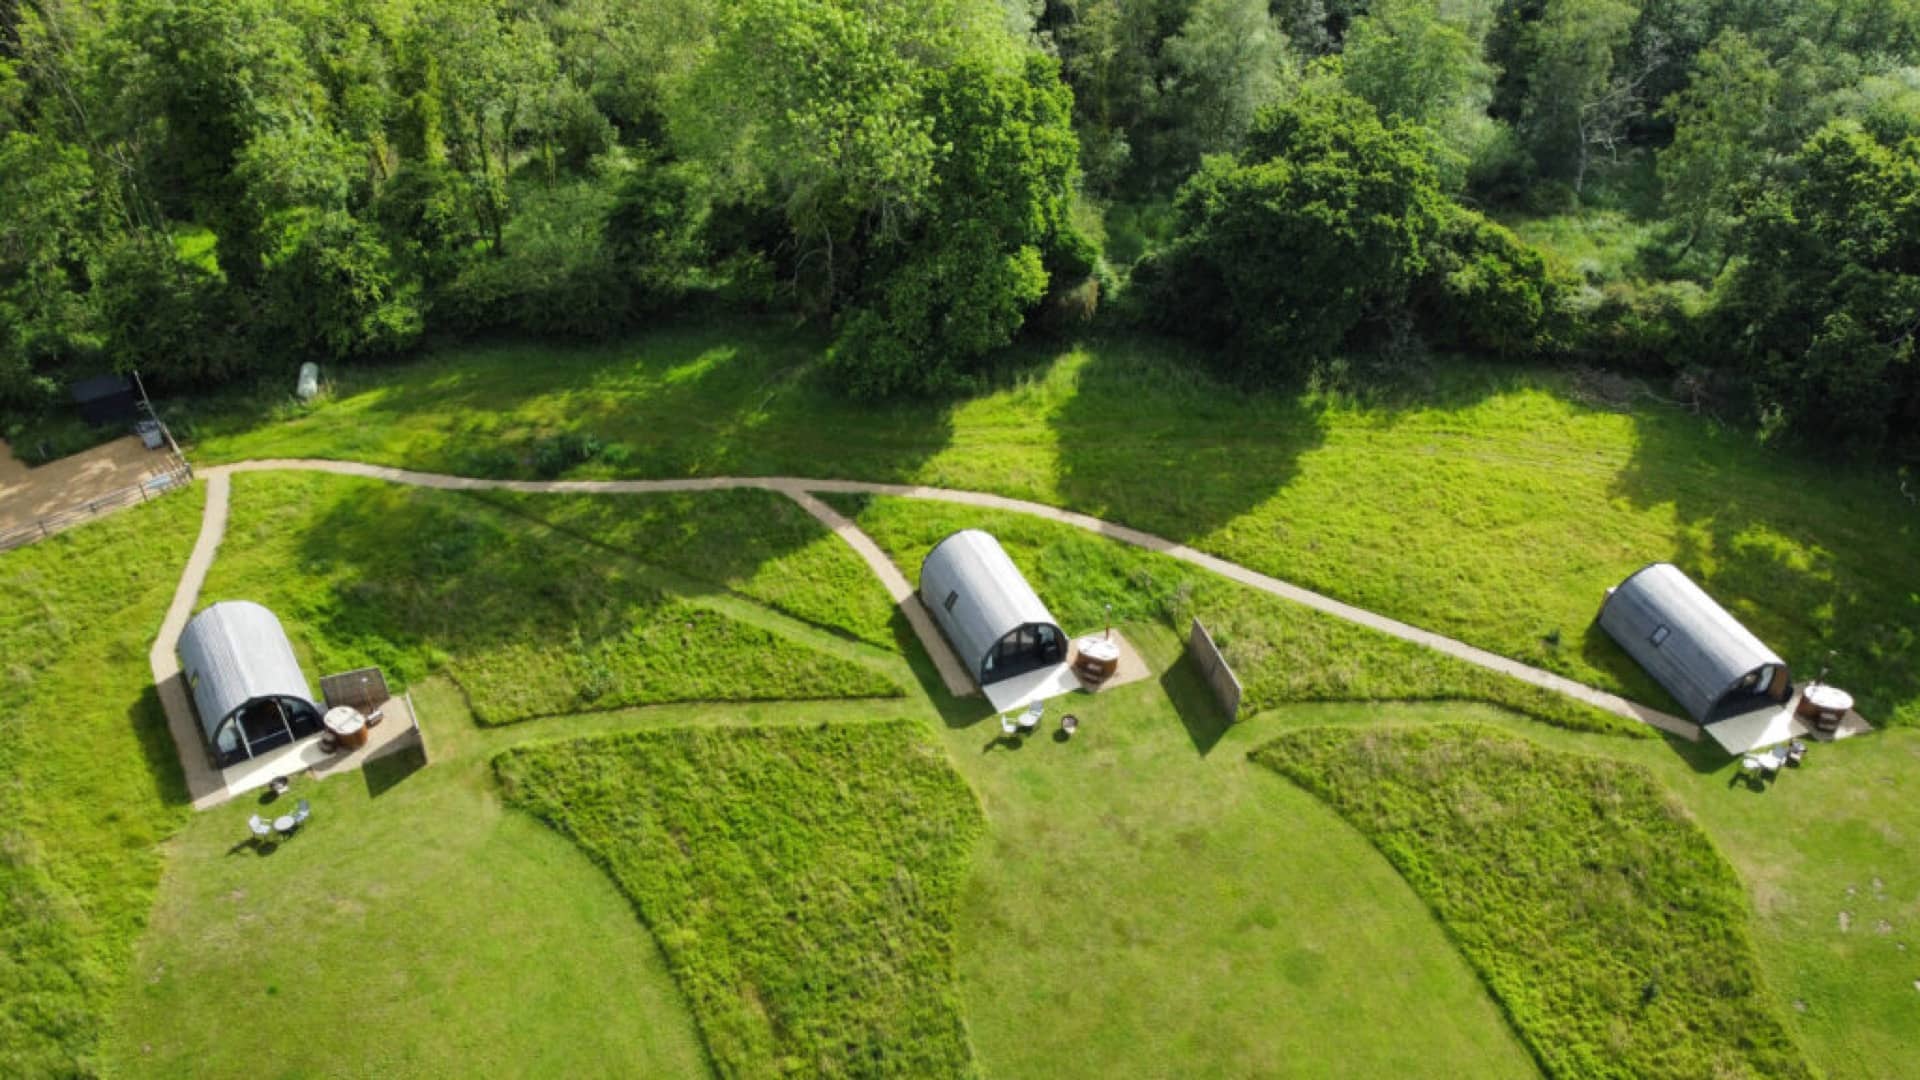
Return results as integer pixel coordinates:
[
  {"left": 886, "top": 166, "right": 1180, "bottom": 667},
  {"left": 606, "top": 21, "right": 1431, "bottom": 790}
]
[
  {"left": 1255, "top": 724, "right": 1809, "bottom": 1079},
  {"left": 833, "top": 495, "right": 1641, "bottom": 735},
  {"left": 0, "top": 489, "right": 203, "bottom": 1075},
  {"left": 495, "top": 720, "right": 984, "bottom": 1078},
  {"left": 203, "top": 473, "right": 897, "bottom": 723},
  {"left": 479, "top": 490, "right": 898, "bottom": 647}
]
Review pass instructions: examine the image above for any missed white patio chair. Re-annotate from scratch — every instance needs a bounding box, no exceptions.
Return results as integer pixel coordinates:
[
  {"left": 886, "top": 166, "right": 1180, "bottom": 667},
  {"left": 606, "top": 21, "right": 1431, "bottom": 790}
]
[
  {"left": 247, "top": 815, "right": 273, "bottom": 842},
  {"left": 1020, "top": 701, "right": 1044, "bottom": 732},
  {"left": 292, "top": 799, "right": 312, "bottom": 828},
  {"left": 1000, "top": 714, "right": 1018, "bottom": 736}
]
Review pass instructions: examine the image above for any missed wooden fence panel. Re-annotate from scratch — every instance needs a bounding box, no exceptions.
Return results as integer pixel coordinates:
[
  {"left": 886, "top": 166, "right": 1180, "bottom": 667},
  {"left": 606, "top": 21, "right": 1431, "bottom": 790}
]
[{"left": 1188, "top": 617, "right": 1243, "bottom": 723}]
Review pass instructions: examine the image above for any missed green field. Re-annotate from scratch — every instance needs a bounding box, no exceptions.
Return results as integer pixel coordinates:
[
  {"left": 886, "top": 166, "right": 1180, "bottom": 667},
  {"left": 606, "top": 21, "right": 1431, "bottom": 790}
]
[
  {"left": 1257, "top": 724, "right": 1806, "bottom": 1079},
  {"left": 0, "top": 490, "right": 203, "bottom": 1076},
  {"left": 833, "top": 493, "right": 1639, "bottom": 734},
  {"left": 5, "top": 324, "right": 1917, "bottom": 1078},
  {"left": 182, "top": 325, "right": 1920, "bottom": 727},
  {"left": 200, "top": 472, "right": 901, "bottom": 721},
  {"left": 497, "top": 721, "right": 984, "bottom": 1078},
  {"left": 110, "top": 678, "right": 712, "bottom": 1078}
]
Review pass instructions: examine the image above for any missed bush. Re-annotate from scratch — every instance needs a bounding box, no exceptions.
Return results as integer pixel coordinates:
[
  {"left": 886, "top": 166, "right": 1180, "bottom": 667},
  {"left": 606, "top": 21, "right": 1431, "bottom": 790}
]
[
  {"left": 826, "top": 56, "right": 1088, "bottom": 397},
  {"left": 436, "top": 180, "right": 628, "bottom": 339},
  {"left": 1146, "top": 85, "right": 1447, "bottom": 379},
  {"left": 1419, "top": 205, "right": 1576, "bottom": 358},
  {"left": 261, "top": 210, "right": 422, "bottom": 361},
  {"left": 603, "top": 162, "right": 706, "bottom": 306},
  {"left": 97, "top": 240, "right": 251, "bottom": 388},
  {"left": 373, "top": 161, "right": 480, "bottom": 286},
  {"left": 1574, "top": 279, "right": 1708, "bottom": 372}
]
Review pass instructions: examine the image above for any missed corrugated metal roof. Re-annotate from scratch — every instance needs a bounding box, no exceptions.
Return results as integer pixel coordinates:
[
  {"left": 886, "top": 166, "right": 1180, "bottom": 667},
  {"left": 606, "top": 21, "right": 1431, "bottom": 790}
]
[
  {"left": 919, "top": 530, "right": 1061, "bottom": 678},
  {"left": 1597, "top": 563, "right": 1786, "bottom": 722},
  {"left": 176, "top": 601, "right": 316, "bottom": 740}
]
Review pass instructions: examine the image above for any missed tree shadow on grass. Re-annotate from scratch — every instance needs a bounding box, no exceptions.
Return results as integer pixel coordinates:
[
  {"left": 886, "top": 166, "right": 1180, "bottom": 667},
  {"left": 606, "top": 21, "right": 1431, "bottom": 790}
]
[
  {"left": 1160, "top": 651, "right": 1232, "bottom": 757},
  {"left": 131, "top": 682, "right": 192, "bottom": 808},
  {"left": 225, "top": 320, "right": 962, "bottom": 486},
  {"left": 225, "top": 476, "right": 904, "bottom": 725},
  {"left": 1609, "top": 402, "right": 1920, "bottom": 726},
  {"left": 1049, "top": 336, "right": 1329, "bottom": 543},
  {"left": 889, "top": 610, "right": 994, "bottom": 731}
]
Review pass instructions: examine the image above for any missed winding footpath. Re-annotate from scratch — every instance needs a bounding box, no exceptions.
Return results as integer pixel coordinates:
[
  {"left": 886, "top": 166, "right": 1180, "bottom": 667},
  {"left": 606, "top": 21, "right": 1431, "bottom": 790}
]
[{"left": 151, "top": 458, "right": 1697, "bottom": 807}]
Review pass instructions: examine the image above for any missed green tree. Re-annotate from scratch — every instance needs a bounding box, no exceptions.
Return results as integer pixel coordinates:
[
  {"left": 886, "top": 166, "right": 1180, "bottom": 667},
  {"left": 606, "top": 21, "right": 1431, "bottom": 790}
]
[
  {"left": 1657, "top": 30, "right": 1778, "bottom": 260},
  {"left": 1161, "top": 0, "right": 1292, "bottom": 164},
  {"left": 1142, "top": 84, "right": 1448, "bottom": 373},
  {"left": 827, "top": 55, "right": 1087, "bottom": 396},
  {"left": 116, "top": 0, "right": 321, "bottom": 283},
  {"left": 678, "top": 0, "right": 992, "bottom": 307},
  {"left": 1342, "top": 0, "right": 1496, "bottom": 187},
  {"left": 1342, "top": 0, "right": 1488, "bottom": 130},
  {"left": 1717, "top": 120, "right": 1920, "bottom": 456},
  {"left": 0, "top": 131, "right": 100, "bottom": 407},
  {"left": 1524, "top": 0, "right": 1641, "bottom": 189}
]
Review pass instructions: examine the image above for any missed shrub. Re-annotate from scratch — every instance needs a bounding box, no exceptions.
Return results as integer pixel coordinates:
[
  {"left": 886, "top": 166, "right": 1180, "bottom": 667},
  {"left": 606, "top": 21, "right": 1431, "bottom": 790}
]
[
  {"left": 261, "top": 210, "right": 423, "bottom": 361},
  {"left": 1146, "top": 84, "right": 1447, "bottom": 379},
  {"left": 1419, "top": 205, "right": 1576, "bottom": 358}
]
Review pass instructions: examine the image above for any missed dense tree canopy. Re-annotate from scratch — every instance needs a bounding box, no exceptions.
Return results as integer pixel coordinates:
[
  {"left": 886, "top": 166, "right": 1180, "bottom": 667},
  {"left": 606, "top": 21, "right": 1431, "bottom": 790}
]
[{"left": 1, "top": 0, "right": 1917, "bottom": 457}]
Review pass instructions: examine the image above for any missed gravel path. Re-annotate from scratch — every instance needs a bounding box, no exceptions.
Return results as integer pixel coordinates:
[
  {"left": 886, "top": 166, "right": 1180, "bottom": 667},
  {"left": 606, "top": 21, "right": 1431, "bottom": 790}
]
[{"left": 153, "top": 459, "right": 1697, "bottom": 806}]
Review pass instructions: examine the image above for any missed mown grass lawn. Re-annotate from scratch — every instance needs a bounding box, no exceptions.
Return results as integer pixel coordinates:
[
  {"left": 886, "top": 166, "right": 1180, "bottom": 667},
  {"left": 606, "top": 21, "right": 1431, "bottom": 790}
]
[
  {"left": 1256, "top": 723, "right": 1808, "bottom": 1079},
  {"left": 0, "top": 488, "right": 203, "bottom": 1076},
  {"left": 496, "top": 719, "right": 985, "bottom": 1078},
  {"left": 179, "top": 325, "right": 1920, "bottom": 727},
  {"left": 923, "top": 640, "right": 1539, "bottom": 1079},
  {"left": 107, "top": 679, "right": 710, "bottom": 1079},
  {"left": 201, "top": 472, "right": 899, "bottom": 721},
  {"left": 833, "top": 493, "right": 1640, "bottom": 735}
]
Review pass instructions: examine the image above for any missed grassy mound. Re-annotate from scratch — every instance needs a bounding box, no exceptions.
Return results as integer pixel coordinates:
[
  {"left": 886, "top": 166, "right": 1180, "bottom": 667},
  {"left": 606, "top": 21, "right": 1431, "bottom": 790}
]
[
  {"left": 495, "top": 720, "right": 983, "bottom": 1078},
  {"left": 202, "top": 473, "right": 899, "bottom": 722},
  {"left": 479, "top": 489, "right": 897, "bottom": 647},
  {"left": 1254, "top": 724, "right": 1809, "bottom": 1079},
  {"left": 0, "top": 489, "right": 203, "bottom": 1075},
  {"left": 833, "top": 494, "right": 1642, "bottom": 735}
]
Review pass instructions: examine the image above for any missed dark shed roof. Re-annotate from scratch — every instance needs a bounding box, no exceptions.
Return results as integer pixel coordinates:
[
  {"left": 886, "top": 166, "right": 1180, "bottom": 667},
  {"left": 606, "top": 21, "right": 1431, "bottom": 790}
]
[
  {"left": 69, "top": 374, "right": 137, "bottom": 424},
  {"left": 1597, "top": 563, "right": 1786, "bottom": 722}
]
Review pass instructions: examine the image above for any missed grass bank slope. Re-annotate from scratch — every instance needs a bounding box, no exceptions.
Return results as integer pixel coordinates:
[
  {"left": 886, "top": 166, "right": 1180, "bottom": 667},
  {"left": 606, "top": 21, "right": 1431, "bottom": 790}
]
[
  {"left": 495, "top": 720, "right": 983, "bottom": 1078},
  {"left": 183, "top": 326, "right": 1919, "bottom": 725},
  {"left": 835, "top": 493, "right": 1639, "bottom": 735},
  {"left": 0, "top": 488, "right": 203, "bottom": 1075},
  {"left": 1256, "top": 724, "right": 1809, "bottom": 1079},
  {"left": 201, "top": 472, "right": 897, "bottom": 722}
]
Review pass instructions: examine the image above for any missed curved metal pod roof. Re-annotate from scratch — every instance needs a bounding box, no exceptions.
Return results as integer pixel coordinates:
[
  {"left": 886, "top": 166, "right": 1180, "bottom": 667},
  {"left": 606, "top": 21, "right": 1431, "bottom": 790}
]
[
  {"left": 176, "top": 600, "right": 317, "bottom": 740},
  {"left": 919, "top": 530, "right": 1062, "bottom": 681},
  {"left": 1597, "top": 563, "right": 1786, "bottom": 722}
]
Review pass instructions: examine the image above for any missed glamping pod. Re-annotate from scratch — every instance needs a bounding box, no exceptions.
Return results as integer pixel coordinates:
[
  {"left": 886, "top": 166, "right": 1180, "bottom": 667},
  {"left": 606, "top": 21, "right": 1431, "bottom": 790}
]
[
  {"left": 920, "top": 530, "right": 1066, "bottom": 686},
  {"left": 1597, "top": 563, "right": 1790, "bottom": 724},
  {"left": 177, "top": 601, "right": 323, "bottom": 768}
]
